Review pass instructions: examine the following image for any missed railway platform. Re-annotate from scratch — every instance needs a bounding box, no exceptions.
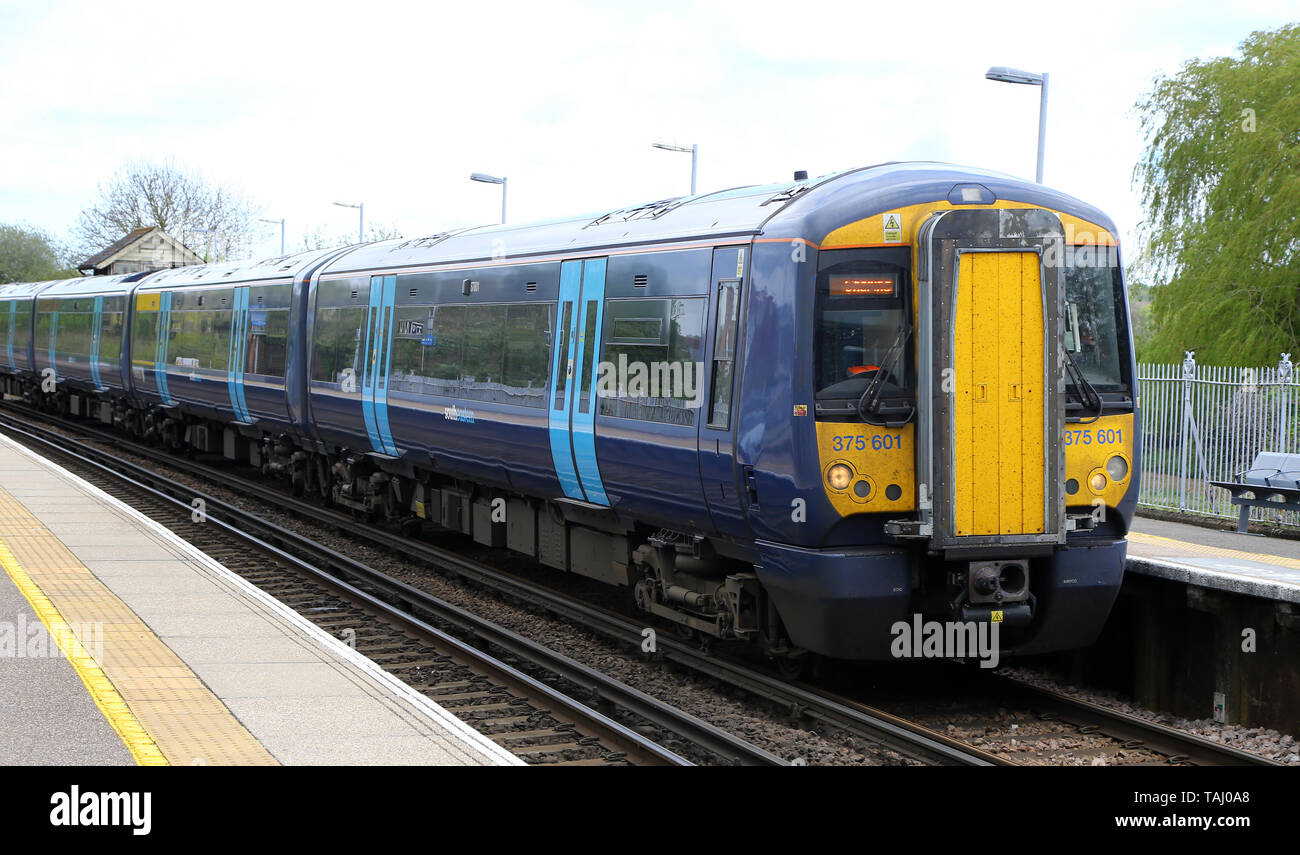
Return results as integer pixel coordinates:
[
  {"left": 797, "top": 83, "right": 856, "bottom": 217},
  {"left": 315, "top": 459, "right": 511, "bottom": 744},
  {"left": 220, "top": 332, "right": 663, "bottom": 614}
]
[
  {"left": 1106, "top": 515, "right": 1300, "bottom": 733},
  {"left": 1127, "top": 516, "right": 1300, "bottom": 603},
  {"left": 0, "top": 433, "right": 522, "bottom": 766}
]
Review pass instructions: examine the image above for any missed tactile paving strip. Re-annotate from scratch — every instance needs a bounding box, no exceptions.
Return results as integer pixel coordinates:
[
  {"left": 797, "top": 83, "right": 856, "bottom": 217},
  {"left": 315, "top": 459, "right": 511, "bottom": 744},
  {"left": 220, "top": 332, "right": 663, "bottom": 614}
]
[
  {"left": 1128, "top": 531, "right": 1300, "bottom": 572},
  {"left": 0, "top": 486, "right": 277, "bottom": 766}
]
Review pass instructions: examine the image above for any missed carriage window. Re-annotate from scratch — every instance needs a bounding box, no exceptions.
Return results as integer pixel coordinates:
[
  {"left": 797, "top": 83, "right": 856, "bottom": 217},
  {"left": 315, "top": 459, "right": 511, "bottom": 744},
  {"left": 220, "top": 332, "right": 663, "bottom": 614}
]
[
  {"left": 708, "top": 280, "right": 741, "bottom": 429},
  {"left": 387, "top": 302, "right": 551, "bottom": 408},
  {"left": 56, "top": 303, "right": 93, "bottom": 361},
  {"left": 167, "top": 307, "right": 232, "bottom": 372},
  {"left": 35, "top": 302, "right": 55, "bottom": 359},
  {"left": 12, "top": 303, "right": 31, "bottom": 355},
  {"left": 100, "top": 310, "right": 125, "bottom": 364},
  {"left": 426, "top": 304, "right": 467, "bottom": 393},
  {"left": 502, "top": 303, "right": 553, "bottom": 408},
  {"left": 552, "top": 302, "right": 574, "bottom": 409},
  {"left": 245, "top": 308, "right": 289, "bottom": 377},
  {"left": 576, "top": 301, "right": 600, "bottom": 413},
  {"left": 389, "top": 306, "right": 435, "bottom": 395},
  {"left": 600, "top": 297, "right": 706, "bottom": 426},
  {"left": 460, "top": 304, "right": 507, "bottom": 402},
  {"left": 133, "top": 309, "right": 159, "bottom": 366},
  {"left": 311, "top": 305, "right": 367, "bottom": 385}
]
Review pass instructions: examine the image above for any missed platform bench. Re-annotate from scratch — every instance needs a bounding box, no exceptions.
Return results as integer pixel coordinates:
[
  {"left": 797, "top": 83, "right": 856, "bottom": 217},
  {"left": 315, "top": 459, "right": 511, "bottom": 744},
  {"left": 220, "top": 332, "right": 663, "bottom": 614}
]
[{"left": 1209, "top": 451, "right": 1300, "bottom": 533}]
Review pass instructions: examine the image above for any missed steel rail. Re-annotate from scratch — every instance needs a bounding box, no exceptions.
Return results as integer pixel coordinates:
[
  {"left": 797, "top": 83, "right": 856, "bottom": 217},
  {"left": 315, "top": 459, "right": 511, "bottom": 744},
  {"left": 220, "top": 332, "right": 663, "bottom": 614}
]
[
  {"left": 0, "top": 406, "right": 1001, "bottom": 766},
  {"left": 0, "top": 413, "right": 796, "bottom": 767}
]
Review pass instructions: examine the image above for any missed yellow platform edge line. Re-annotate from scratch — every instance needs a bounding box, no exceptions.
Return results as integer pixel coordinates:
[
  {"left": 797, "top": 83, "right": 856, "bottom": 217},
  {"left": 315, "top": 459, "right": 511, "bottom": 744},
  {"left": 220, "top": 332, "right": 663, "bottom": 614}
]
[
  {"left": 1128, "top": 531, "right": 1300, "bottom": 572},
  {"left": 0, "top": 539, "right": 168, "bottom": 766}
]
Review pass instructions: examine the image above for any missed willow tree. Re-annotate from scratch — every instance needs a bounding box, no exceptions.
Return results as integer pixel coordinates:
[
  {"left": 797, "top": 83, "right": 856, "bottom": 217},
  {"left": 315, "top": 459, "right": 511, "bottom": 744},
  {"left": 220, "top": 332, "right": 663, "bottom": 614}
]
[{"left": 1134, "top": 24, "right": 1300, "bottom": 365}]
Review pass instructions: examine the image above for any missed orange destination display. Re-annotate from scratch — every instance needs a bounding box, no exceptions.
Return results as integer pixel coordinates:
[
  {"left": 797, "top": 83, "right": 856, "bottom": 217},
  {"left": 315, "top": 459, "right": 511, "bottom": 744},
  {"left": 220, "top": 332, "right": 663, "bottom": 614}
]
[{"left": 829, "top": 273, "right": 897, "bottom": 297}]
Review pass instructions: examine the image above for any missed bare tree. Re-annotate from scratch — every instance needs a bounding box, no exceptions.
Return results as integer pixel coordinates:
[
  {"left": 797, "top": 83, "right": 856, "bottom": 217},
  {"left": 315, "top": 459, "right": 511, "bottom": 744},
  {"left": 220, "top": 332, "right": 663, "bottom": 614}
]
[{"left": 73, "top": 159, "right": 257, "bottom": 263}]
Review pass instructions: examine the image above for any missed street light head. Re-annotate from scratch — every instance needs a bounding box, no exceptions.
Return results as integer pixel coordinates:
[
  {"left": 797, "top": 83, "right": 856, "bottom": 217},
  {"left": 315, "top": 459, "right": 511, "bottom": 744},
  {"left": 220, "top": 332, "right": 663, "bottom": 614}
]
[
  {"left": 333, "top": 201, "right": 361, "bottom": 209},
  {"left": 652, "top": 142, "right": 692, "bottom": 153},
  {"left": 985, "top": 66, "right": 1044, "bottom": 85},
  {"left": 470, "top": 173, "right": 505, "bottom": 184}
]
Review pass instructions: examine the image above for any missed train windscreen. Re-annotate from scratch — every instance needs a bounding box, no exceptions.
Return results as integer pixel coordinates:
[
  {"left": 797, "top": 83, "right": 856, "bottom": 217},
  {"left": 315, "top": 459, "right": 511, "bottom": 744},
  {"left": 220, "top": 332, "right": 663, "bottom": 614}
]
[
  {"left": 814, "top": 248, "right": 913, "bottom": 419},
  {"left": 1063, "top": 245, "right": 1130, "bottom": 395}
]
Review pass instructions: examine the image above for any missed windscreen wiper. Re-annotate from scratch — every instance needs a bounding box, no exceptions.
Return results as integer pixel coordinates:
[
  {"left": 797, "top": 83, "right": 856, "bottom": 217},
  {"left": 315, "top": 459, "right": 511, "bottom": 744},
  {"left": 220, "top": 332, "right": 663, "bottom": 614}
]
[
  {"left": 857, "top": 328, "right": 914, "bottom": 427},
  {"left": 1063, "top": 348, "right": 1104, "bottom": 421}
]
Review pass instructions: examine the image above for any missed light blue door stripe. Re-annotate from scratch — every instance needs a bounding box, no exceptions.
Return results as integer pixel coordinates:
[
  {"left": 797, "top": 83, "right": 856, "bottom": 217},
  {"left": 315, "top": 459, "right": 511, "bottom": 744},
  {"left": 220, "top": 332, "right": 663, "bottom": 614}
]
[
  {"left": 227, "top": 288, "right": 252, "bottom": 422},
  {"left": 548, "top": 261, "right": 585, "bottom": 500},
  {"left": 155, "top": 292, "right": 173, "bottom": 405},
  {"left": 7, "top": 302, "right": 16, "bottom": 371},
  {"left": 236, "top": 289, "right": 252, "bottom": 421},
  {"left": 47, "top": 306, "right": 58, "bottom": 384},
  {"left": 374, "top": 275, "right": 398, "bottom": 455},
  {"left": 89, "top": 296, "right": 104, "bottom": 390},
  {"left": 570, "top": 259, "right": 609, "bottom": 506},
  {"left": 237, "top": 291, "right": 251, "bottom": 420},
  {"left": 360, "top": 281, "right": 382, "bottom": 453},
  {"left": 227, "top": 291, "right": 240, "bottom": 417}
]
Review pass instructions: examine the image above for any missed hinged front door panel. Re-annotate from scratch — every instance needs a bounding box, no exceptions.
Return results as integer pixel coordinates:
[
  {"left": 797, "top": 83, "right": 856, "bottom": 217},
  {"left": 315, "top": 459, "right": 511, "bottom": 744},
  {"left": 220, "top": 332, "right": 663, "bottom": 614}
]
[{"left": 952, "top": 250, "right": 1045, "bottom": 536}]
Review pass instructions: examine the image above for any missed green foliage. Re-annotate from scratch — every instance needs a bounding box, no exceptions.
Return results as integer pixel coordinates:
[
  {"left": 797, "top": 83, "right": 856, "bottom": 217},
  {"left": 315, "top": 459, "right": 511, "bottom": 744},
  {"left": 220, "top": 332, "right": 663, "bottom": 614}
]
[
  {"left": 1134, "top": 23, "right": 1300, "bottom": 365},
  {"left": 0, "top": 222, "right": 79, "bottom": 284}
]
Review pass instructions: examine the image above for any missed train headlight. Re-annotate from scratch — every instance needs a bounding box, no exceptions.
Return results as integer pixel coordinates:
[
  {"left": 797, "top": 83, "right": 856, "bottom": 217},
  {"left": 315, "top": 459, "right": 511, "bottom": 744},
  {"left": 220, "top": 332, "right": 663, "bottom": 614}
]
[
  {"left": 1106, "top": 455, "right": 1129, "bottom": 482},
  {"left": 826, "top": 463, "right": 854, "bottom": 491},
  {"left": 1089, "top": 472, "right": 1108, "bottom": 492}
]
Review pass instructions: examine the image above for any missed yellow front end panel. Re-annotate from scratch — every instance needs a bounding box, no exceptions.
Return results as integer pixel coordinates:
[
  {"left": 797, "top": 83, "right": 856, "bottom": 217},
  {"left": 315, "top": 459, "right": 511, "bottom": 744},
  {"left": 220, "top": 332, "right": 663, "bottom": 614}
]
[
  {"left": 816, "top": 422, "right": 916, "bottom": 516},
  {"left": 953, "top": 252, "right": 1045, "bottom": 536}
]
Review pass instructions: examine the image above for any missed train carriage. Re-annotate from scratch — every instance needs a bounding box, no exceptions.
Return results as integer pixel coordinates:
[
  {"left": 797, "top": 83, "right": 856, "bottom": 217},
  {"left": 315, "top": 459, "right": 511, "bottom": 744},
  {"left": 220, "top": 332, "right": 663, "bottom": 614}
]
[
  {"left": 29, "top": 275, "right": 139, "bottom": 421},
  {"left": 125, "top": 248, "right": 347, "bottom": 454},
  {"left": 0, "top": 280, "right": 51, "bottom": 394},
  {"left": 6, "top": 161, "right": 1140, "bottom": 666}
]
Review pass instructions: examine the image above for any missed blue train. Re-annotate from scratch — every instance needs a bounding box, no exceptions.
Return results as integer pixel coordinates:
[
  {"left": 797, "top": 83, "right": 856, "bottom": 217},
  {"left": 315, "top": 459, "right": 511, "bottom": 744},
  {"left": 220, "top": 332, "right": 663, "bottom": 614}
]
[{"left": 1, "top": 163, "right": 1140, "bottom": 665}]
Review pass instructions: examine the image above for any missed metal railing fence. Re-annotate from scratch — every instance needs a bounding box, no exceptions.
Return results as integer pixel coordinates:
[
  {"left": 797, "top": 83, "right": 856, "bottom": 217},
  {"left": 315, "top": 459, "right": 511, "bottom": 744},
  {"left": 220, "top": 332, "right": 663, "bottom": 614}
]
[{"left": 1137, "top": 352, "right": 1298, "bottom": 526}]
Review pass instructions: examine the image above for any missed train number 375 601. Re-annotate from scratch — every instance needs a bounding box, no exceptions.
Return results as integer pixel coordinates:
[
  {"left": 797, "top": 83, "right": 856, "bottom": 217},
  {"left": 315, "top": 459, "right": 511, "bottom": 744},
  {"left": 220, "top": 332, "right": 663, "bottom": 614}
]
[
  {"left": 832, "top": 434, "right": 904, "bottom": 452},
  {"left": 1063, "top": 428, "right": 1123, "bottom": 446}
]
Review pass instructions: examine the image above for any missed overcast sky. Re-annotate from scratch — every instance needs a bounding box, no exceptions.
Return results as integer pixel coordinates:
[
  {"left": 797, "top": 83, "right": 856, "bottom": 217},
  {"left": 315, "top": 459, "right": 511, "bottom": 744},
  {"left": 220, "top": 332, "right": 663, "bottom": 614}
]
[{"left": 1, "top": 0, "right": 1294, "bottom": 262}]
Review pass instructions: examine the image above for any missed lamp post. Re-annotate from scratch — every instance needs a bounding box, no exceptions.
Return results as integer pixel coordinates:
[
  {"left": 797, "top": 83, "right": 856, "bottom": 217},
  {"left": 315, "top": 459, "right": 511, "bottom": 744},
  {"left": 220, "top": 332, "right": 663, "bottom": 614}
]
[
  {"left": 258, "top": 217, "right": 286, "bottom": 255},
  {"left": 985, "top": 66, "right": 1049, "bottom": 183},
  {"left": 333, "top": 201, "right": 364, "bottom": 243},
  {"left": 469, "top": 173, "right": 507, "bottom": 224},
  {"left": 652, "top": 142, "right": 698, "bottom": 196}
]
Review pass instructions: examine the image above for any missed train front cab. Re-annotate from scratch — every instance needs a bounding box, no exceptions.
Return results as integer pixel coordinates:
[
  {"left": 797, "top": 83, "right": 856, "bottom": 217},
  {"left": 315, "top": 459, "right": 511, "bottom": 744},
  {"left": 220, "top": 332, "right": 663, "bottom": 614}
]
[{"left": 758, "top": 200, "right": 1138, "bottom": 660}]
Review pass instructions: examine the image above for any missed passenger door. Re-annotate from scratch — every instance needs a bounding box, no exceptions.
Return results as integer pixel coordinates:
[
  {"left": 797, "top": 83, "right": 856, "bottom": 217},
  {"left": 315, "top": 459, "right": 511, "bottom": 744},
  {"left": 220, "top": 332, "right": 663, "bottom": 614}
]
[
  {"left": 227, "top": 287, "right": 252, "bottom": 422},
  {"left": 361, "top": 274, "right": 399, "bottom": 456},
  {"left": 698, "top": 246, "right": 751, "bottom": 538},
  {"left": 547, "top": 258, "right": 610, "bottom": 505},
  {"left": 89, "top": 296, "right": 105, "bottom": 390}
]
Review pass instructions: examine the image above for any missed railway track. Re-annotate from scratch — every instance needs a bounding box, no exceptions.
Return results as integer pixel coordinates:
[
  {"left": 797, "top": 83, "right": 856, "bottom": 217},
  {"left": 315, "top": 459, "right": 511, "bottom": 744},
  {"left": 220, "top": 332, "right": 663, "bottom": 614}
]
[
  {"left": 0, "top": 410, "right": 790, "bottom": 767},
  {"left": 1, "top": 402, "right": 1278, "bottom": 766}
]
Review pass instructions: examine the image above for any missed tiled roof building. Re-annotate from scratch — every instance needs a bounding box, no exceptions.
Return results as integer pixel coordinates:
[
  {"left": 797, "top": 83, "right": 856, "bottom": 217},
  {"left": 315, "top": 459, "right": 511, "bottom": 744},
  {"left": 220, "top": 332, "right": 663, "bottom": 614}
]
[{"left": 78, "top": 227, "right": 201, "bottom": 276}]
